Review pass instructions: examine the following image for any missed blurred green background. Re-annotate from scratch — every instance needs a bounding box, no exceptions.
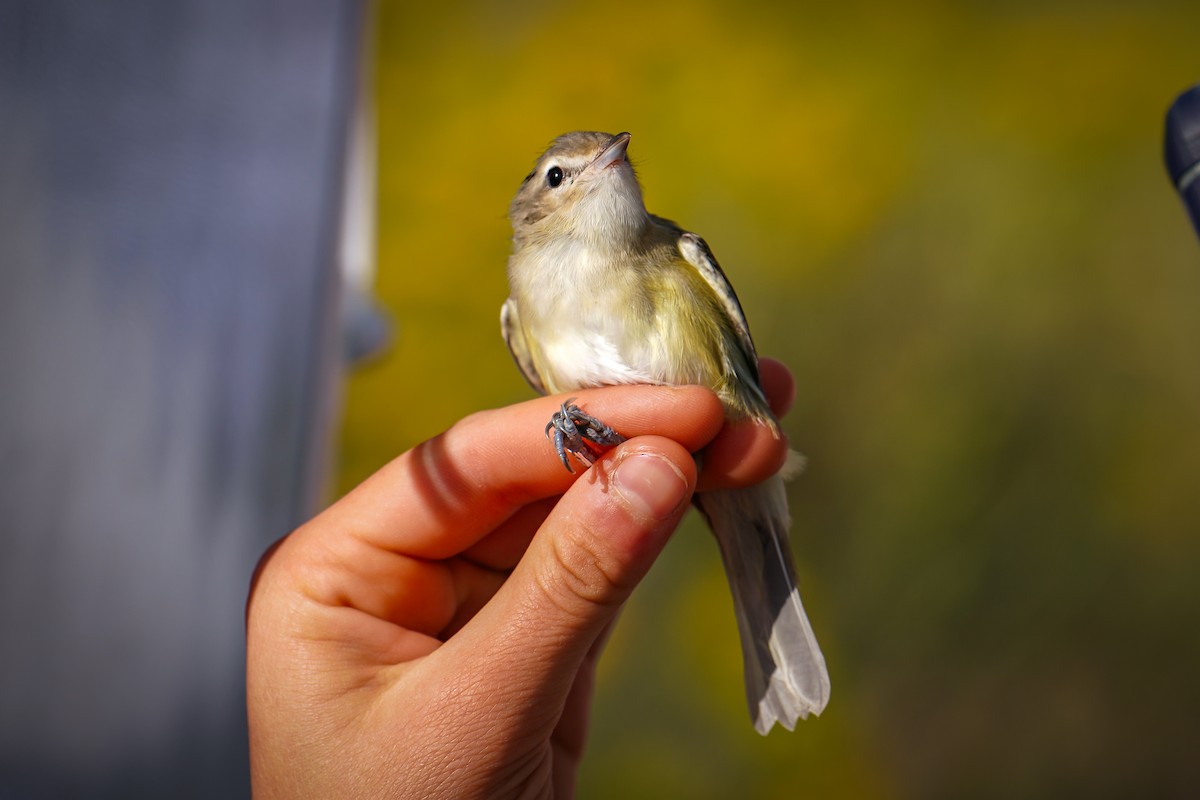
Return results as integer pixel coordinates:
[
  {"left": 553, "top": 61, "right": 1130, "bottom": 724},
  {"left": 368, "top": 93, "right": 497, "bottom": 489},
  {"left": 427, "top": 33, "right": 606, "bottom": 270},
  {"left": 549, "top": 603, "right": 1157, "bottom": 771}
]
[{"left": 342, "top": 1, "right": 1200, "bottom": 796}]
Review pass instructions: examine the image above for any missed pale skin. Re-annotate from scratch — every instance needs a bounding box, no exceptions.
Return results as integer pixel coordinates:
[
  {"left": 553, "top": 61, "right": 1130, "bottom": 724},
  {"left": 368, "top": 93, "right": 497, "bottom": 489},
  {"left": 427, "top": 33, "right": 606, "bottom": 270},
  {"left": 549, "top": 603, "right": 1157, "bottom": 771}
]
[{"left": 246, "top": 360, "right": 795, "bottom": 799}]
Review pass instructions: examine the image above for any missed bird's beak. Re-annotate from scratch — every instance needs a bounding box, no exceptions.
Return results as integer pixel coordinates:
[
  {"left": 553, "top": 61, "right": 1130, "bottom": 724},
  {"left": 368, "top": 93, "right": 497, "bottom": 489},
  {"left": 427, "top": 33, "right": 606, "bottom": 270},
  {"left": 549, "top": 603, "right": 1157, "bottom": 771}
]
[{"left": 588, "top": 132, "right": 631, "bottom": 173}]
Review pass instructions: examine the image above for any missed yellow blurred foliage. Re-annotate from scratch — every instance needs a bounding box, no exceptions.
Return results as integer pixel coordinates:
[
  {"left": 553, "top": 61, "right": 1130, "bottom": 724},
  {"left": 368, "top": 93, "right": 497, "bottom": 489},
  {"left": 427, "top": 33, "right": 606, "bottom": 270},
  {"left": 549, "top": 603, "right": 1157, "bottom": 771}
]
[{"left": 340, "top": 0, "right": 1200, "bottom": 795}]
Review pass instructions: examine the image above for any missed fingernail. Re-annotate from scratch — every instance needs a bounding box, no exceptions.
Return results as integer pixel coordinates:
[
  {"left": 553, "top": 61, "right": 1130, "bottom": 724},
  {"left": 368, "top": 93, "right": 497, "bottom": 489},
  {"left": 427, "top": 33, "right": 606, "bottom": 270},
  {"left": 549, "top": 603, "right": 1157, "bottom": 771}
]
[{"left": 612, "top": 453, "right": 689, "bottom": 521}]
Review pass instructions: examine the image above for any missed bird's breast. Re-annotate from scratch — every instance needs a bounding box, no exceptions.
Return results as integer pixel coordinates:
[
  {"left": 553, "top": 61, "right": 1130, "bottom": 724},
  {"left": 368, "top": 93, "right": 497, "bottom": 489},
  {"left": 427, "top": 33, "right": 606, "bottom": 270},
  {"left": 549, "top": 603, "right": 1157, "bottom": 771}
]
[{"left": 511, "top": 240, "right": 662, "bottom": 392}]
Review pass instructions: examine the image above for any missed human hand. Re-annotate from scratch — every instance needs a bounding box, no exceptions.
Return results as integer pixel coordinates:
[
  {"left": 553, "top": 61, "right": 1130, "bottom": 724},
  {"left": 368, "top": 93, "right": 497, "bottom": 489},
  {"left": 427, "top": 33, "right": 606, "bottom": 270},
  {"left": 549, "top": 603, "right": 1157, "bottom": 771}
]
[{"left": 246, "top": 361, "right": 795, "bottom": 798}]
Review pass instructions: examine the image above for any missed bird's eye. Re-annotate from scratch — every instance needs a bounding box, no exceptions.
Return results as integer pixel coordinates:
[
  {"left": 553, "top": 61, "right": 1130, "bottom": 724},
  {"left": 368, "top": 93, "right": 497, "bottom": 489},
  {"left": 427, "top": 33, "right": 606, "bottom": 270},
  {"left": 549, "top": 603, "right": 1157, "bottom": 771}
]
[{"left": 546, "top": 166, "right": 564, "bottom": 188}]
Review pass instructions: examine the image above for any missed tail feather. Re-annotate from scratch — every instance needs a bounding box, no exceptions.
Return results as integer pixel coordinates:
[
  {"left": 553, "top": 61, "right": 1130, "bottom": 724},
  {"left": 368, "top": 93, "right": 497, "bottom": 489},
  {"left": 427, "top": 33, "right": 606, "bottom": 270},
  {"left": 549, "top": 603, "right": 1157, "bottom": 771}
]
[{"left": 696, "top": 474, "right": 830, "bottom": 734}]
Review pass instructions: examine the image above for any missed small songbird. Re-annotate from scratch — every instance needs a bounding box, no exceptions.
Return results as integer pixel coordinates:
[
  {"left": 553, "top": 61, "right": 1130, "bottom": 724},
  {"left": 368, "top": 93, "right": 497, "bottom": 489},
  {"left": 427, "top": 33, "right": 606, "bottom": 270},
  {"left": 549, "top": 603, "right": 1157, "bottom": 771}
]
[{"left": 500, "top": 131, "right": 830, "bottom": 734}]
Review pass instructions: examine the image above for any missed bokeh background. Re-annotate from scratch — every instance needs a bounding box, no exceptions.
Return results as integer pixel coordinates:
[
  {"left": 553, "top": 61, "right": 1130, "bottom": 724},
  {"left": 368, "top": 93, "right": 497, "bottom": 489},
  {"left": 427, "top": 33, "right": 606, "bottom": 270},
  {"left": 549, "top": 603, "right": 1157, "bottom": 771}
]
[{"left": 346, "top": 2, "right": 1200, "bottom": 796}]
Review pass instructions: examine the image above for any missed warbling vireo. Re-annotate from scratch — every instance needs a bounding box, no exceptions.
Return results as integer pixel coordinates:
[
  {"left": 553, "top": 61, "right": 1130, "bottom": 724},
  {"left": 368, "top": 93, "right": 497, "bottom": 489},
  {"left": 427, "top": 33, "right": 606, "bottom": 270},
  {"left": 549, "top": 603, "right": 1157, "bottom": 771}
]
[{"left": 501, "top": 131, "right": 830, "bottom": 734}]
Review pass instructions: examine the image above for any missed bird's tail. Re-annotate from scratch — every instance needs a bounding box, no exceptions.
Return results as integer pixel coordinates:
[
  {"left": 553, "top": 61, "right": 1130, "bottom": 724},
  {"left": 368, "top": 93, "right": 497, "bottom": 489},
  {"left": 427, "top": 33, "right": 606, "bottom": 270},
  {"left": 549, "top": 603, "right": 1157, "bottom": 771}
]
[{"left": 695, "top": 474, "right": 830, "bottom": 734}]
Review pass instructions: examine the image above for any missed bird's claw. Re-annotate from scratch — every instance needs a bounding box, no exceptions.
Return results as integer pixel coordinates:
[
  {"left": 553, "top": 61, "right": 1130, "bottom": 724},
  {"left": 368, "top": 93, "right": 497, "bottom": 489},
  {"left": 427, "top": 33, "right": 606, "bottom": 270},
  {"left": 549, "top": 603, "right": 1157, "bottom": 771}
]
[{"left": 545, "top": 399, "right": 627, "bottom": 473}]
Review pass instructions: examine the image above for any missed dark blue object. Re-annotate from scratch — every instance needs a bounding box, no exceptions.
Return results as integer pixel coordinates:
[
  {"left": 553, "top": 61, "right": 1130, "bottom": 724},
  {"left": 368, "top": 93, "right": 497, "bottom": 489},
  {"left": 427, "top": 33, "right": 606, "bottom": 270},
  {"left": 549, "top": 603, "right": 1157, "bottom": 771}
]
[
  {"left": 1165, "top": 83, "right": 1200, "bottom": 239},
  {"left": 0, "top": 2, "right": 365, "bottom": 796}
]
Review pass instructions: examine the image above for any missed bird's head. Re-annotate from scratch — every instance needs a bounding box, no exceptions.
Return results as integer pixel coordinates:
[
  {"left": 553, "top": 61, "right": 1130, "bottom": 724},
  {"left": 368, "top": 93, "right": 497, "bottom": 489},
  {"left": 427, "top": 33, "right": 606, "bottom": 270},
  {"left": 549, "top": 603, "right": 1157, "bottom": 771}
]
[{"left": 509, "top": 131, "right": 647, "bottom": 250}]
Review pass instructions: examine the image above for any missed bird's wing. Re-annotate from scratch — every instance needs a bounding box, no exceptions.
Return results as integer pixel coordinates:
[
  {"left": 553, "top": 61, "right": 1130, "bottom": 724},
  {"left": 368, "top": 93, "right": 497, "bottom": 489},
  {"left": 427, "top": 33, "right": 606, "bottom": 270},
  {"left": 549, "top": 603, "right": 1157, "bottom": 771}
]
[
  {"left": 671, "top": 225, "right": 762, "bottom": 386},
  {"left": 501, "top": 298, "right": 548, "bottom": 395}
]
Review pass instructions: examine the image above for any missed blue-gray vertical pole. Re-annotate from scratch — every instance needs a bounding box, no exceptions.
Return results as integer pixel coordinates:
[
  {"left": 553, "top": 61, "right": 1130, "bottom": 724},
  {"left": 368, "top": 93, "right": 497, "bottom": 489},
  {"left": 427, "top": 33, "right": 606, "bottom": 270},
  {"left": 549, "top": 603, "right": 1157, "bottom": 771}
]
[{"left": 0, "top": 2, "right": 365, "bottom": 796}]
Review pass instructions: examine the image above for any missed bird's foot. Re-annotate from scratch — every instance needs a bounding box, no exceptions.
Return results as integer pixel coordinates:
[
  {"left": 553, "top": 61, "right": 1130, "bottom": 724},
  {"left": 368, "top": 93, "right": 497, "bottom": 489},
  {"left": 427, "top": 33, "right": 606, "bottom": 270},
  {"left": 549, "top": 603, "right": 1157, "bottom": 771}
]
[{"left": 545, "top": 399, "right": 627, "bottom": 473}]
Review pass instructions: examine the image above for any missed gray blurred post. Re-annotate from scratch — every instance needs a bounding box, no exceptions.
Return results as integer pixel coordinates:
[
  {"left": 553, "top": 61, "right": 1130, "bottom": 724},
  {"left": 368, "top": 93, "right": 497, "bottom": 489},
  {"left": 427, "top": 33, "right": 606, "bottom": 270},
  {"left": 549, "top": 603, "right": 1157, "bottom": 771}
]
[{"left": 0, "top": 2, "right": 367, "bottom": 795}]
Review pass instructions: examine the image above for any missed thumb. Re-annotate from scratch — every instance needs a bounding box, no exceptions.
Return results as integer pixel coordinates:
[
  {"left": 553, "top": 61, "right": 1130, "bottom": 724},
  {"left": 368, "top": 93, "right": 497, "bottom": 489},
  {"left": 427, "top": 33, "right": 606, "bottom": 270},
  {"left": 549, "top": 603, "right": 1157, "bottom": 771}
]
[{"left": 444, "top": 436, "right": 696, "bottom": 713}]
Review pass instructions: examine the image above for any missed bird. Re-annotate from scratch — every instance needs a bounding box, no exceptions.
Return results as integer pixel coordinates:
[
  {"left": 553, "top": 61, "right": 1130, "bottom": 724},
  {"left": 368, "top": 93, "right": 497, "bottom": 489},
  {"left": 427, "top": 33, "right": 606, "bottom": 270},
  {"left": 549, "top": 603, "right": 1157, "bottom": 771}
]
[{"left": 500, "top": 130, "right": 829, "bottom": 734}]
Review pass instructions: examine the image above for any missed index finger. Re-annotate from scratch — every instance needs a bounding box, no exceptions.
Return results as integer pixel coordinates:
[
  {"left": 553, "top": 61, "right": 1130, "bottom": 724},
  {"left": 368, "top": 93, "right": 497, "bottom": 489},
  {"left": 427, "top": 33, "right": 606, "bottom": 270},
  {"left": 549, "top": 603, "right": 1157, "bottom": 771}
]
[{"left": 324, "top": 384, "right": 726, "bottom": 560}]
